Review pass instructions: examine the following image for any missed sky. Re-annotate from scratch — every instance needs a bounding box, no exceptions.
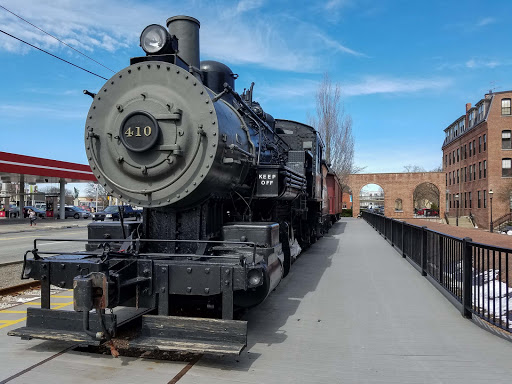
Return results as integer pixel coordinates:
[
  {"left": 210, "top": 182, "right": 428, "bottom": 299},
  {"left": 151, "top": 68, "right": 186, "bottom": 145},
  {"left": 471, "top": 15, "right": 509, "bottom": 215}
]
[{"left": 1, "top": 0, "right": 511, "bottom": 184}]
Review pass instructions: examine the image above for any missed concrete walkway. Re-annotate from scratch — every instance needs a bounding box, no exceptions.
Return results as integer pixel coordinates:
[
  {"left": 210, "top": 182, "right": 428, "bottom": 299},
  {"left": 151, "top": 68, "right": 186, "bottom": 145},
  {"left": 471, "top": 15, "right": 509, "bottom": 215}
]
[{"left": 1, "top": 218, "right": 511, "bottom": 383}]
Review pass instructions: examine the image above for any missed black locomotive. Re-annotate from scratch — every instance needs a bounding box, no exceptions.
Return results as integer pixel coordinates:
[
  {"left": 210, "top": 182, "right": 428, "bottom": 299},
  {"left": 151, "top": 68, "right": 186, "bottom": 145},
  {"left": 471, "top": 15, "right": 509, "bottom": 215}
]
[{"left": 10, "top": 15, "right": 340, "bottom": 355}]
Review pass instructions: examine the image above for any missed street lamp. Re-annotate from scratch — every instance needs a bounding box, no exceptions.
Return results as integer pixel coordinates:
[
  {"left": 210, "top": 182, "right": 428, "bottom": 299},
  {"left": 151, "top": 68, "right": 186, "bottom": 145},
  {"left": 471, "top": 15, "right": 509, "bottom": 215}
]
[
  {"left": 455, "top": 193, "right": 459, "bottom": 226},
  {"left": 489, "top": 189, "right": 494, "bottom": 233}
]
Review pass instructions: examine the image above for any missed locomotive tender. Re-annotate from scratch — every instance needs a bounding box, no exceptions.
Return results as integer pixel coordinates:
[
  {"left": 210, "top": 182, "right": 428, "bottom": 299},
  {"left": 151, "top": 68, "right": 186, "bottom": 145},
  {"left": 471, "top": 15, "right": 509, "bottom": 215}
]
[{"left": 10, "top": 16, "right": 343, "bottom": 355}]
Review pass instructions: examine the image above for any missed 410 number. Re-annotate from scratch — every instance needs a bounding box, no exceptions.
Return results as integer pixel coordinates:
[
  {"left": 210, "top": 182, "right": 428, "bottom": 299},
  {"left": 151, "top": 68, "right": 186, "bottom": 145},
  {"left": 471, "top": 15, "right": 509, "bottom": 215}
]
[{"left": 125, "top": 126, "right": 152, "bottom": 137}]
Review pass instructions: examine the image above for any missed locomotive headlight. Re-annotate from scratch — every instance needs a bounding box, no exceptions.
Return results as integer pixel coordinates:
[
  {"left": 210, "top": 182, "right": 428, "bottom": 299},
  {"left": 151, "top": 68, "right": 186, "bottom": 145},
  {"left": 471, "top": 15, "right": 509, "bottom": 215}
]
[
  {"left": 140, "top": 24, "right": 170, "bottom": 54},
  {"left": 247, "top": 268, "right": 263, "bottom": 288}
]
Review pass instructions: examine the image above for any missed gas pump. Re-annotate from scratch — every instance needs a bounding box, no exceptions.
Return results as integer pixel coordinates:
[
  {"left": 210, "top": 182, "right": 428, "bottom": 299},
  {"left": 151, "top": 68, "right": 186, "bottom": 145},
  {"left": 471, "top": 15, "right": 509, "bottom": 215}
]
[{"left": 45, "top": 195, "right": 58, "bottom": 218}]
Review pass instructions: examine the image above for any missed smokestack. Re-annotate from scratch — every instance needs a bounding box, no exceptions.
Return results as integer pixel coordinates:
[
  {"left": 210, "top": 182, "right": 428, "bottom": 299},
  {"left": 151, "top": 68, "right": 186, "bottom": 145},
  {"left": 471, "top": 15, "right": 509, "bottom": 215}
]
[{"left": 166, "top": 16, "right": 200, "bottom": 70}]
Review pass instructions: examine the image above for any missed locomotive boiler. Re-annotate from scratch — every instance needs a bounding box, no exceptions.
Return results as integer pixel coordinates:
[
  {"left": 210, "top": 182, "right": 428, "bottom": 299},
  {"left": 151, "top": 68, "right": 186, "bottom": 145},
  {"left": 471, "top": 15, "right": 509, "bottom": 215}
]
[{"left": 10, "top": 15, "right": 341, "bottom": 356}]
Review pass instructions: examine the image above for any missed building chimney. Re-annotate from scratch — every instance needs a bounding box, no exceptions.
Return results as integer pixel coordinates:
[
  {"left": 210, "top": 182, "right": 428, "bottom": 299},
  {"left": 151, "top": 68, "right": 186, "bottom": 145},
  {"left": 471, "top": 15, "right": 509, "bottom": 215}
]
[{"left": 466, "top": 103, "right": 472, "bottom": 112}]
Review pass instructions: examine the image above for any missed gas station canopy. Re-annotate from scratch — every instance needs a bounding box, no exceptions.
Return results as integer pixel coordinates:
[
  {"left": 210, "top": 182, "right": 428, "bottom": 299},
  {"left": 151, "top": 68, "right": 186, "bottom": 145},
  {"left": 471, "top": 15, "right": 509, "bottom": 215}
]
[{"left": 0, "top": 151, "right": 96, "bottom": 184}]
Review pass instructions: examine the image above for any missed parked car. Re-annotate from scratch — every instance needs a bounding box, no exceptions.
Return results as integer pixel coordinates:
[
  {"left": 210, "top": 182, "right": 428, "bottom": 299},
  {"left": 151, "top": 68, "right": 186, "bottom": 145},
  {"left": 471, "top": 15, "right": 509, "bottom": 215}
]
[
  {"left": 79, "top": 205, "right": 92, "bottom": 212},
  {"left": 55, "top": 206, "right": 91, "bottom": 219},
  {"left": 92, "top": 205, "right": 142, "bottom": 221},
  {"left": 8, "top": 205, "right": 20, "bottom": 218},
  {"left": 24, "top": 206, "right": 46, "bottom": 218}
]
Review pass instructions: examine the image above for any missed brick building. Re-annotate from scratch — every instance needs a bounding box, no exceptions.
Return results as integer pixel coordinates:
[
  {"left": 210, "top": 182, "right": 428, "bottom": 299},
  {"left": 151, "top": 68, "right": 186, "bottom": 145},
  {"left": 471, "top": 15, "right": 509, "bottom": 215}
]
[{"left": 442, "top": 90, "right": 512, "bottom": 229}]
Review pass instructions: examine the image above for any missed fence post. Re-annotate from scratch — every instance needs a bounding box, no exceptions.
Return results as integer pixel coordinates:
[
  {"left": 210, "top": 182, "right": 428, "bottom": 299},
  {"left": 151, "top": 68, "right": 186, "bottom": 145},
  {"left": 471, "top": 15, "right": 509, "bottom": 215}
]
[
  {"left": 461, "top": 237, "right": 473, "bottom": 319},
  {"left": 390, "top": 219, "right": 394, "bottom": 246},
  {"left": 439, "top": 236, "right": 444, "bottom": 285},
  {"left": 401, "top": 221, "right": 406, "bottom": 258},
  {"left": 421, "top": 226, "right": 427, "bottom": 276}
]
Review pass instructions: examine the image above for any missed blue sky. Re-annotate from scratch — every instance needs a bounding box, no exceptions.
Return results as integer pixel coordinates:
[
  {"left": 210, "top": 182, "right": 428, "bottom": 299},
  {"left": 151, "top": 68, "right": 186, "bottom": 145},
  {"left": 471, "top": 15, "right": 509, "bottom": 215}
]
[{"left": 1, "top": 0, "right": 511, "bottom": 178}]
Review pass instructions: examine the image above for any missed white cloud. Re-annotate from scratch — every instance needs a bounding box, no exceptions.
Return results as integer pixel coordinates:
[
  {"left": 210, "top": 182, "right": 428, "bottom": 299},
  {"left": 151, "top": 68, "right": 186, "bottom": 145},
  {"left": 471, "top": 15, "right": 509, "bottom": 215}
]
[
  {"left": 324, "top": 0, "right": 351, "bottom": 11},
  {"left": 0, "top": 0, "right": 363, "bottom": 73},
  {"left": 477, "top": 17, "right": 496, "bottom": 27},
  {"left": 342, "top": 76, "right": 452, "bottom": 96},
  {"left": 235, "top": 0, "right": 265, "bottom": 14}
]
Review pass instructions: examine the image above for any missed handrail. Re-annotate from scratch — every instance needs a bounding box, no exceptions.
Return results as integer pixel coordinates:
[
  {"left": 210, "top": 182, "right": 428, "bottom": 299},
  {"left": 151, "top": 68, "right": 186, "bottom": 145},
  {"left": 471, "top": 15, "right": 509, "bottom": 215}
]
[{"left": 493, "top": 212, "right": 512, "bottom": 230}]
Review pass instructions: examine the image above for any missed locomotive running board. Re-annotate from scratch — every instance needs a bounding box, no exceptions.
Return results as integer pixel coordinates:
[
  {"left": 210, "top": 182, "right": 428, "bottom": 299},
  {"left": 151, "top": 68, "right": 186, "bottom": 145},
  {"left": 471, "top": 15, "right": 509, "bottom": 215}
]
[{"left": 128, "top": 315, "right": 247, "bottom": 355}]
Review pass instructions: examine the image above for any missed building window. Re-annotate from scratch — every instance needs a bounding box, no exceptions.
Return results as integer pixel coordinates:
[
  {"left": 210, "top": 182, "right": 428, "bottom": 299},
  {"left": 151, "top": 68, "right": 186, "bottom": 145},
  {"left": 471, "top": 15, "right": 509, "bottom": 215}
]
[
  {"left": 483, "top": 134, "right": 486, "bottom": 151},
  {"left": 469, "top": 192, "right": 472, "bottom": 208},
  {"left": 395, "top": 198, "right": 403, "bottom": 211},
  {"left": 483, "top": 160, "right": 487, "bottom": 178},
  {"left": 445, "top": 154, "right": 447, "bottom": 167},
  {"left": 478, "top": 104, "right": 484, "bottom": 121},
  {"left": 484, "top": 190, "right": 487, "bottom": 208},
  {"left": 478, "top": 136, "right": 482, "bottom": 153},
  {"left": 478, "top": 191, "right": 481, "bottom": 208},
  {"left": 469, "top": 165, "right": 472, "bottom": 181},
  {"left": 464, "top": 144, "right": 467, "bottom": 158},
  {"left": 449, "top": 154, "right": 451, "bottom": 165},
  {"left": 464, "top": 166, "right": 467, "bottom": 182},
  {"left": 449, "top": 195, "right": 452, "bottom": 208},
  {"left": 479, "top": 162, "right": 482, "bottom": 179},
  {"left": 457, "top": 148, "right": 459, "bottom": 162},
  {"left": 502, "top": 98, "right": 511, "bottom": 115},
  {"left": 502, "top": 130, "right": 511, "bottom": 149},
  {"left": 469, "top": 142, "right": 472, "bottom": 156},
  {"left": 473, "top": 140, "right": 476, "bottom": 155},
  {"left": 469, "top": 110, "right": 475, "bottom": 126},
  {"left": 445, "top": 173, "right": 448, "bottom": 186},
  {"left": 457, "top": 169, "right": 459, "bottom": 183},
  {"left": 464, "top": 192, "right": 467, "bottom": 208},
  {"left": 453, "top": 151, "right": 455, "bottom": 164},
  {"left": 473, "top": 163, "right": 476, "bottom": 180},
  {"left": 503, "top": 158, "right": 512, "bottom": 177}
]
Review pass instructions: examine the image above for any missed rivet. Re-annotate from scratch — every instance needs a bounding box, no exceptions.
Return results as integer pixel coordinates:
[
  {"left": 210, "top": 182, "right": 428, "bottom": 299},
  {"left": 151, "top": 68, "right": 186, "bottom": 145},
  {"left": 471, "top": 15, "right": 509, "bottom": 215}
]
[
  {"left": 212, "top": 121, "right": 216, "bottom": 125},
  {"left": 167, "top": 198, "right": 171, "bottom": 202},
  {"left": 161, "top": 287, "right": 166, "bottom": 293},
  {"left": 212, "top": 143, "right": 216, "bottom": 147},
  {"left": 224, "top": 280, "right": 230, "bottom": 286},
  {"left": 103, "top": 89, "right": 107, "bottom": 92},
  {"left": 213, "top": 132, "right": 217, "bottom": 136},
  {"left": 200, "top": 174, "right": 204, "bottom": 177},
  {"left": 137, "top": 66, "right": 141, "bottom": 70},
  {"left": 205, "top": 268, "right": 210, "bottom": 274},
  {"left": 177, "top": 194, "right": 180, "bottom": 198},
  {"left": 185, "top": 75, "right": 189, "bottom": 79},
  {"left": 187, "top": 268, "right": 192, "bottom": 273},
  {"left": 210, "top": 154, "right": 213, "bottom": 158},
  {"left": 167, "top": 67, "right": 170, "bottom": 71},
  {"left": 206, "top": 165, "right": 209, "bottom": 168},
  {"left": 119, "top": 74, "right": 122, "bottom": 78},
  {"left": 111, "top": 81, "right": 114, "bottom": 85},
  {"left": 147, "top": 64, "right": 151, "bottom": 69},
  {"left": 161, "top": 268, "right": 166, "bottom": 273},
  {"left": 186, "top": 287, "right": 192, "bottom": 293},
  {"left": 225, "top": 269, "right": 231, "bottom": 274},
  {"left": 204, "top": 288, "right": 210, "bottom": 293},
  {"left": 200, "top": 90, "right": 204, "bottom": 95},
  {"left": 193, "top": 182, "right": 196, "bottom": 185},
  {"left": 176, "top": 69, "right": 180, "bottom": 74},
  {"left": 93, "top": 106, "right": 96, "bottom": 109},
  {"left": 157, "top": 64, "right": 160, "bottom": 69},
  {"left": 193, "top": 81, "right": 197, "bottom": 86}
]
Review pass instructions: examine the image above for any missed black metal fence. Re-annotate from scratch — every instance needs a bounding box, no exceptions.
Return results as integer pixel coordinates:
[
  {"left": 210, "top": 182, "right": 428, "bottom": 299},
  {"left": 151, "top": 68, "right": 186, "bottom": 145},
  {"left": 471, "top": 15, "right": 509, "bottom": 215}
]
[{"left": 362, "top": 211, "right": 511, "bottom": 334}]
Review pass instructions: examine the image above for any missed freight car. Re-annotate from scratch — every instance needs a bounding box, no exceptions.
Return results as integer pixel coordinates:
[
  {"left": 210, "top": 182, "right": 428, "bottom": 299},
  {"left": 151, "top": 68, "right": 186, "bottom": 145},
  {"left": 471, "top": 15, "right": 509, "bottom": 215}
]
[{"left": 10, "top": 15, "right": 341, "bottom": 356}]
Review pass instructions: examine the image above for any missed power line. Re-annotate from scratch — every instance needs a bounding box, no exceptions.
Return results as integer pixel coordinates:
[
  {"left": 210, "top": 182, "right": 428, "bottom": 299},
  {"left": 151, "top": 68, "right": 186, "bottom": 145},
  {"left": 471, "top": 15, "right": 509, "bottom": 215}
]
[
  {"left": 0, "top": 29, "right": 108, "bottom": 80},
  {"left": 0, "top": 5, "right": 116, "bottom": 73}
]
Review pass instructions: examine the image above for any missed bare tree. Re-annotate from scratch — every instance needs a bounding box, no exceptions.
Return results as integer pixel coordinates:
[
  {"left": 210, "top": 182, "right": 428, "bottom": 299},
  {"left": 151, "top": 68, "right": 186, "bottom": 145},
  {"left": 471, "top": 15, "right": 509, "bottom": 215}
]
[
  {"left": 310, "top": 73, "right": 354, "bottom": 186},
  {"left": 403, "top": 164, "right": 442, "bottom": 173},
  {"left": 84, "top": 182, "right": 108, "bottom": 201}
]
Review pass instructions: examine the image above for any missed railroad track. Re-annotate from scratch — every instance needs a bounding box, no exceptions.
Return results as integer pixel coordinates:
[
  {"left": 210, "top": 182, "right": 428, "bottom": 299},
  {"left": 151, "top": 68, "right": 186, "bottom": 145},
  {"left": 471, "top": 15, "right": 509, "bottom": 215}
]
[{"left": 0, "top": 280, "right": 40, "bottom": 296}]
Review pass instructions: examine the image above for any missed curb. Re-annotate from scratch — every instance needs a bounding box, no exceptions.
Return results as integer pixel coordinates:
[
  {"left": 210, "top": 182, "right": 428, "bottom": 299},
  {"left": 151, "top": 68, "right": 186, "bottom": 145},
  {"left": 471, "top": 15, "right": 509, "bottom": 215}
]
[{"left": 0, "top": 224, "right": 89, "bottom": 236}]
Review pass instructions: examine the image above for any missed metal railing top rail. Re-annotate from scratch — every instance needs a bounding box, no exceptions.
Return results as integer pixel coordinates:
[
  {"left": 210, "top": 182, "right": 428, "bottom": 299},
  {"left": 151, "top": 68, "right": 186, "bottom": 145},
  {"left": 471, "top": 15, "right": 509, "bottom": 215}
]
[{"left": 493, "top": 212, "right": 512, "bottom": 227}]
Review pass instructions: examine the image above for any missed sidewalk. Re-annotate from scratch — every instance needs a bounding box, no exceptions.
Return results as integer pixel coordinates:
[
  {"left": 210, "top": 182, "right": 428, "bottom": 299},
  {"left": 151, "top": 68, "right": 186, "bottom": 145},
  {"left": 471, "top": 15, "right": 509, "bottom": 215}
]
[
  {"left": 404, "top": 218, "right": 512, "bottom": 249},
  {"left": 0, "top": 218, "right": 90, "bottom": 235}
]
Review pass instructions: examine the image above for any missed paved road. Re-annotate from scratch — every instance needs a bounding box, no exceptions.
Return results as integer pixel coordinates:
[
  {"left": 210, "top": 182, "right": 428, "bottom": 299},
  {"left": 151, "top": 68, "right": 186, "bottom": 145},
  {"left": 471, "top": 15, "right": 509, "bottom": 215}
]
[
  {"left": 1, "top": 218, "right": 511, "bottom": 383},
  {"left": 0, "top": 227, "right": 89, "bottom": 264}
]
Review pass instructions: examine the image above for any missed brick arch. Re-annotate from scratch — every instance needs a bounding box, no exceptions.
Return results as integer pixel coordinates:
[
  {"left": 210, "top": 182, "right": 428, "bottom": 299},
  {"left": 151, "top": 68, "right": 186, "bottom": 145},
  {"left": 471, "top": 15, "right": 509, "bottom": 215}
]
[
  {"left": 411, "top": 181, "right": 441, "bottom": 209},
  {"left": 347, "top": 172, "right": 446, "bottom": 218}
]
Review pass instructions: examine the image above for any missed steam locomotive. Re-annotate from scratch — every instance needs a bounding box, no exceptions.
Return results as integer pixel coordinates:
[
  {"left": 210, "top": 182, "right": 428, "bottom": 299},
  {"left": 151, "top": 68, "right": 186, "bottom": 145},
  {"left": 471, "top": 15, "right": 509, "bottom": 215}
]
[{"left": 10, "top": 15, "right": 343, "bottom": 355}]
